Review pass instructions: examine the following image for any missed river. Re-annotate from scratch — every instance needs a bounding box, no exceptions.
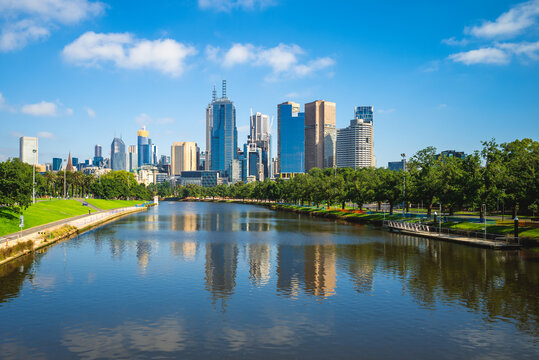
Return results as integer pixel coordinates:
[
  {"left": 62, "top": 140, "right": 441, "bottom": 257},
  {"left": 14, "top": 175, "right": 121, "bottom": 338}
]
[{"left": 0, "top": 201, "right": 537, "bottom": 359}]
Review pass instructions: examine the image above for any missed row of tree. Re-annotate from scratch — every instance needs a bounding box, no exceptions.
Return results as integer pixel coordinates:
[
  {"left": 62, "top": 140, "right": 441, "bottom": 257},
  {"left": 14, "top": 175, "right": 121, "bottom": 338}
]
[
  {"left": 0, "top": 160, "right": 153, "bottom": 212},
  {"left": 174, "top": 139, "right": 538, "bottom": 217}
]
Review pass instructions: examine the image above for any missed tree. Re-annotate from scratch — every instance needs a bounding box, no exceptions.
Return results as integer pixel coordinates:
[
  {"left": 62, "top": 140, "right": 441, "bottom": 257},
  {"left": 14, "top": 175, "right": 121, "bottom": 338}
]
[{"left": 0, "top": 159, "right": 33, "bottom": 213}]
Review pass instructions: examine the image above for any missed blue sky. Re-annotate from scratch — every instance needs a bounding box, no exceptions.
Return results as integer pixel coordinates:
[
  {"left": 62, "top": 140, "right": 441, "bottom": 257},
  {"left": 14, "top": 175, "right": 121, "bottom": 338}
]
[{"left": 0, "top": 0, "right": 538, "bottom": 166}]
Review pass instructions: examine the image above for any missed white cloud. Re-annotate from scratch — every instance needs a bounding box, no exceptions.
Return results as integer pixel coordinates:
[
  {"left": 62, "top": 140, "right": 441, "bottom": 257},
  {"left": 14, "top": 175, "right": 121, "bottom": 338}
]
[
  {"left": 63, "top": 32, "right": 197, "bottom": 76},
  {"left": 498, "top": 40, "right": 539, "bottom": 60},
  {"left": 223, "top": 43, "right": 256, "bottom": 66},
  {"left": 65, "top": 107, "right": 73, "bottom": 115},
  {"left": 439, "top": 104, "right": 447, "bottom": 109},
  {"left": 135, "top": 113, "right": 174, "bottom": 126},
  {"left": 198, "top": 0, "right": 275, "bottom": 12},
  {"left": 441, "top": 37, "right": 469, "bottom": 46},
  {"left": 21, "top": 101, "right": 58, "bottom": 116},
  {"left": 85, "top": 107, "right": 96, "bottom": 117},
  {"left": 467, "top": 0, "right": 539, "bottom": 38},
  {"left": 448, "top": 47, "right": 511, "bottom": 65},
  {"left": 37, "top": 131, "right": 55, "bottom": 139},
  {"left": 0, "top": 92, "right": 4, "bottom": 107},
  {"left": 210, "top": 43, "right": 335, "bottom": 79},
  {"left": 0, "top": 0, "right": 105, "bottom": 52}
]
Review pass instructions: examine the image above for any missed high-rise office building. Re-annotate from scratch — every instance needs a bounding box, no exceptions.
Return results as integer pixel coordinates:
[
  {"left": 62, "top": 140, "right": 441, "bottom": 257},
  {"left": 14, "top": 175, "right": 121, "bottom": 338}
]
[
  {"left": 205, "top": 86, "right": 216, "bottom": 170},
  {"left": 304, "top": 100, "right": 336, "bottom": 171},
  {"left": 249, "top": 112, "right": 271, "bottom": 179},
  {"left": 171, "top": 142, "right": 198, "bottom": 176},
  {"left": 151, "top": 144, "right": 158, "bottom": 165},
  {"left": 52, "top": 157, "right": 62, "bottom": 171},
  {"left": 111, "top": 137, "right": 127, "bottom": 171},
  {"left": 19, "top": 136, "right": 38, "bottom": 165},
  {"left": 354, "top": 106, "right": 374, "bottom": 123},
  {"left": 137, "top": 126, "right": 154, "bottom": 166},
  {"left": 210, "top": 80, "right": 238, "bottom": 177},
  {"left": 128, "top": 145, "right": 138, "bottom": 171},
  {"left": 336, "top": 118, "right": 375, "bottom": 169},
  {"left": 95, "top": 144, "right": 102, "bottom": 158},
  {"left": 278, "top": 101, "right": 304, "bottom": 174}
]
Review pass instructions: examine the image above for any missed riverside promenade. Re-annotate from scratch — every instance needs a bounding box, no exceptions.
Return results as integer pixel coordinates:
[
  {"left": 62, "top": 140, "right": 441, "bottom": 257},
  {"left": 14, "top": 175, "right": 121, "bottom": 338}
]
[{"left": 0, "top": 205, "right": 148, "bottom": 265}]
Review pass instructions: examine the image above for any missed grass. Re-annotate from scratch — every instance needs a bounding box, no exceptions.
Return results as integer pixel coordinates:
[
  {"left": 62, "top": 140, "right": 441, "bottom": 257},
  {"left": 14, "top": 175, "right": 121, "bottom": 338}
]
[
  {"left": 0, "top": 200, "right": 96, "bottom": 237},
  {"left": 85, "top": 199, "right": 145, "bottom": 210},
  {"left": 273, "top": 203, "right": 539, "bottom": 241}
]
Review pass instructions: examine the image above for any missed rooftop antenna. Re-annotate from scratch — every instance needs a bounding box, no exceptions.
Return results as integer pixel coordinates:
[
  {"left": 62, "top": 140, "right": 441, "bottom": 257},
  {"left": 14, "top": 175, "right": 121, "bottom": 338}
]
[
  {"left": 212, "top": 85, "right": 217, "bottom": 102},
  {"left": 222, "top": 79, "right": 227, "bottom": 98}
]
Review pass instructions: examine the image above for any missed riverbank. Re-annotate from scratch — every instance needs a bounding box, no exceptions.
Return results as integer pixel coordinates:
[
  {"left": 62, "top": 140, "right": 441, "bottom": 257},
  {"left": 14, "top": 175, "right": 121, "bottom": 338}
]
[
  {"left": 178, "top": 198, "right": 539, "bottom": 246},
  {"left": 0, "top": 205, "right": 149, "bottom": 266}
]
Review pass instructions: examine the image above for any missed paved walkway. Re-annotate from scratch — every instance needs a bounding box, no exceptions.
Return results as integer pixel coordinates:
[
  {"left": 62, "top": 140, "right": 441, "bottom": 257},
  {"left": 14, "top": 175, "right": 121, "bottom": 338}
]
[
  {"left": 0, "top": 209, "right": 107, "bottom": 245},
  {"left": 74, "top": 198, "right": 101, "bottom": 211}
]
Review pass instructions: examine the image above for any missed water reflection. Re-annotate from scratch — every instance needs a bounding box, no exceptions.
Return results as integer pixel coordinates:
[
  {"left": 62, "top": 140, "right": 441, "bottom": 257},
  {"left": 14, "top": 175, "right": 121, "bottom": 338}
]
[
  {"left": 205, "top": 242, "right": 238, "bottom": 307},
  {"left": 0, "top": 202, "right": 538, "bottom": 359},
  {"left": 247, "top": 244, "right": 271, "bottom": 286}
]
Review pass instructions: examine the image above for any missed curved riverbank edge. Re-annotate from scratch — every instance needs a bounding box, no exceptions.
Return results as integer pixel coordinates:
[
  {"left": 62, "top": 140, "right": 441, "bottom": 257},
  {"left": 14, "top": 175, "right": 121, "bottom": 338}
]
[
  {"left": 177, "top": 198, "right": 536, "bottom": 248},
  {"left": 0, "top": 206, "right": 149, "bottom": 266}
]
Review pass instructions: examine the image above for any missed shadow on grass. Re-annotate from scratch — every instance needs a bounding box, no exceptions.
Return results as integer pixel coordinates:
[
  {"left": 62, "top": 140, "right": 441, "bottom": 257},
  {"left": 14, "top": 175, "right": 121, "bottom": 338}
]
[{"left": 0, "top": 208, "right": 18, "bottom": 221}]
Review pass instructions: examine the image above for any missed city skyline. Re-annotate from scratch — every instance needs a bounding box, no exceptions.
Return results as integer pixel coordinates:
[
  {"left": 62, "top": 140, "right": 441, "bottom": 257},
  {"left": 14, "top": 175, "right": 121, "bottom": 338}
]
[{"left": 1, "top": 0, "right": 538, "bottom": 167}]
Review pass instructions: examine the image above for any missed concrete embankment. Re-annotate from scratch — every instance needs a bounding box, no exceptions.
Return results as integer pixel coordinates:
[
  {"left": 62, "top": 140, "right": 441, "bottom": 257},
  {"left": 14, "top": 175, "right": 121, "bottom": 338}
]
[{"left": 0, "top": 206, "right": 148, "bottom": 266}]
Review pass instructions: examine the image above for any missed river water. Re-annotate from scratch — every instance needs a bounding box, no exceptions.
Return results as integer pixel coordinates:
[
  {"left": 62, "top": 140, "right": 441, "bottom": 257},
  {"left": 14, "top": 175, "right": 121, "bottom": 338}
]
[{"left": 0, "top": 202, "right": 537, "bottom": 359}]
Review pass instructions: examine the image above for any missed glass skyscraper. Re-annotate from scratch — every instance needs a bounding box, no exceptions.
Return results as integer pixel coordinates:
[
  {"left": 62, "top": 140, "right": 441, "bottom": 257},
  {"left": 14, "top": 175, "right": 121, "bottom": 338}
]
[
  {"left": 210, "top": 81, "right": 237, "bottom": 176},
  {"left": 278, "top": 101, "right": 304, "bottom": 173},
  {"left": 137, "top": 126, "right": 151, "bottom": 166},
  {"left": 111, "top": 137, "right": 127, "bottom": 171},
  {"left": 354, "top": 106, "right": 374, "bottom": 123}
]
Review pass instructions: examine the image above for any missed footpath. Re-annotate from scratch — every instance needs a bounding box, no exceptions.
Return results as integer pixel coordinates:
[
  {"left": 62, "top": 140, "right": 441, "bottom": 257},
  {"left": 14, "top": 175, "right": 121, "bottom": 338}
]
[{"left": 0, "top": 206, "right": 148, "bottom": 265}]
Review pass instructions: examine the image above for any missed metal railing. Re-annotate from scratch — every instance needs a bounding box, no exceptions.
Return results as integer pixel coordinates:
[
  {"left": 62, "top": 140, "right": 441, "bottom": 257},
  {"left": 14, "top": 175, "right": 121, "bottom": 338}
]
[{"left": 383, "top": 220, "right": 518, "bottom": 244}]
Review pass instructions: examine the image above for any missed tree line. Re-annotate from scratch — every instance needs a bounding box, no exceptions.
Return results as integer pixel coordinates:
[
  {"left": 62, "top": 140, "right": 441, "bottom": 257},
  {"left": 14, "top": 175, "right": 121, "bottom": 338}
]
[
  {"left": 0, "top": 161, "right": 152, "bottom": 213},
  {"left": 173, "top": 139, "right": 538, "bottom": 218}
]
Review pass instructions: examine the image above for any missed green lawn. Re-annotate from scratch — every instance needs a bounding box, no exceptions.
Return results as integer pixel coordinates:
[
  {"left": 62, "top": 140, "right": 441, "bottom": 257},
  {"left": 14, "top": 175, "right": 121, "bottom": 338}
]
[
  {"left": 85, "top": 199, "right": 145, "bottom": 210},
  {"left": 0, "top": 200, "right": 96, "bottom": 236}
]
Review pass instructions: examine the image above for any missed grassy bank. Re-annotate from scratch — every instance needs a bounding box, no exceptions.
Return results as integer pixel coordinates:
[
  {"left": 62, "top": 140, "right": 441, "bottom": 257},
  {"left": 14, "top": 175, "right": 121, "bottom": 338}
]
[
  {"left": 85, "top": 199, "right": 145, "bottom": 210},
  {"left": 0, "top": 200, "right": 96, "bottom": 236}
]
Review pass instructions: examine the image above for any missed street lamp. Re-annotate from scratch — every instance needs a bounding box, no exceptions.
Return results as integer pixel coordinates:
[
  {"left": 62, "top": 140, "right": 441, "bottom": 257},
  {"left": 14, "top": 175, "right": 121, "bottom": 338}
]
[
  {"left": 482, "top": 203, "right": 487, "bottom": 240},
  {"left": 32, "top": 149, "right": 37, "bottom": 204},
  {"left": 63, "top": 158, "right": 67, "bottom": 199},
  {"left": 401, "top": 153, "right": 406, "bottom": 216}
]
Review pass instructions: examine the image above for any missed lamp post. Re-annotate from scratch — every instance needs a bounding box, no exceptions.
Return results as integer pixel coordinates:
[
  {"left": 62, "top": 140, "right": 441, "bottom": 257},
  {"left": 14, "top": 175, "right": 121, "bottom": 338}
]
[
  {"left": 63, "top": 158, "right": 67, "bottom": 199},
  {"left": 502, "top": 189, "right": 505, "bottom": 222},
  {"left": 32, "top": 149, "right": 37, "bottom": 204},
  {"left": 514, "top": 216, "right": 519, "bottom": 243},
  {"left": 481, "top": 204, "right": 487, "bottom": 240},
  {"left": 401, "top": 153, "right": 406, "bottom": 216}
]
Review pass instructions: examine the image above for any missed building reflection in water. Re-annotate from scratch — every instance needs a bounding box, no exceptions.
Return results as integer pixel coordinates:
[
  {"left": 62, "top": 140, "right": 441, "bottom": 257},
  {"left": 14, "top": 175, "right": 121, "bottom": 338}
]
[
  {"left": 204, "top": 242, "right": 238, "bottom": 308},
  {"left": 303, "top": 245, "right": 336, "bottom": 298},
  {"left": 170, "top": 241, "right": 197, "bottom": 262},
  {"left": 277, "top": 245, "right": 304, "bottom": 297},
  {"left": 247, "top": 243, "right": 271, "bottom": 286},
  {"left": 169, "top": 211, "right": 272, "bottom": 233},
  {"left": 136, "top": 241, "right": 152, "bottom": 273}
]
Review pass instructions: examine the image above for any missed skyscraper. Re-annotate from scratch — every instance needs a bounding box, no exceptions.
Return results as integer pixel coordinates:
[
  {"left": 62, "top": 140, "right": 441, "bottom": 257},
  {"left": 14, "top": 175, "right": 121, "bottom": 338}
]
[
  {"left": 354, "top": 106, "right": 374, "bottom": 123},
  {"left": 151, "top": 143, "right": 158, "bottom": 165},
  {"left": 19, "top": 136, "right": 38, "bottom": 165},
  {"left": 52, "top": 157, "right": 62, "bottom": 171},
  {"left": 171, "top": 142, "right": 198, "bottom": 176},
  {"left": 304, "top": 100, "right": 336, "bottom": 171},
  {"left": 128, "top": 145, "right": 138, "bottom": 171},
  {"left": 278, "top": 101, "right": 304, "bottom": 174},
  {"left": 111, "top": 137, "right": 127, "bottom": 171},
  {"left": 336, "top": 118, "right": 375, "bottom": 169},
  {"left": 137, "top": 126, "right": 151, "bottom": 166},
  {"left": 94, "top": 144, "right": 102, "bottom": 158},
  {"left": 249, "top": 112, "right": 271, "bottom": 179},
  {"left": 210, "top": 80, "right": 237, "bottom": 177},
  {"left": 205, "top": 86, "right": 216, "bottom": 170}
]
